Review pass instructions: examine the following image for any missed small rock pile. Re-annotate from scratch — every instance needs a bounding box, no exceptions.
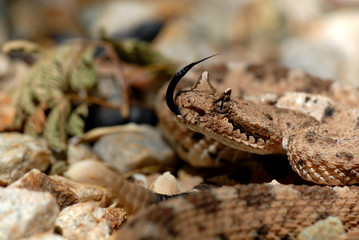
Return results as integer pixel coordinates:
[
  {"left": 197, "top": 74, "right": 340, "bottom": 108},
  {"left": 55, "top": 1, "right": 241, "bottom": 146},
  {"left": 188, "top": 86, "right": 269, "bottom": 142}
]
[{"left": 0, "top": 124, "right": 187, "bottom": 240}]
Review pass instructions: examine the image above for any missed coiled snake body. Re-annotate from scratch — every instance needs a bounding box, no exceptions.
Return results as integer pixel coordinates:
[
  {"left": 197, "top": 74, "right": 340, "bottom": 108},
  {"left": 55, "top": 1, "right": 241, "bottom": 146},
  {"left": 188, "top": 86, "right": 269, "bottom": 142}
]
[{"left": 116, "top": 59, "right": 359, "bottom": 239}]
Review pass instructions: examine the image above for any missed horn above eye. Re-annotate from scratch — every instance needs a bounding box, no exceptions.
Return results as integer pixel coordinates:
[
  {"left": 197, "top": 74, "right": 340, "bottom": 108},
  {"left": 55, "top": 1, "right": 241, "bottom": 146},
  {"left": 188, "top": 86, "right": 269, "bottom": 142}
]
[
  {"left": 165, "top": 55, "right": 218, "bottom": 115},
  {"left": 213, "top": 88, "right": 231, "bottom": 114}
]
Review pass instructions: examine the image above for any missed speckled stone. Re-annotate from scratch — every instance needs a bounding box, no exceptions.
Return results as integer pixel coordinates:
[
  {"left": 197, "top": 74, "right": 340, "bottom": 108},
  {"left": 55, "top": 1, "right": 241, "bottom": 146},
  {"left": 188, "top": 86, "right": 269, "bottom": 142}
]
[
  {"left": 55, "top": 202, "right": 111, "bottom": 240},
  {"left": 0, "top": 133, "right": 54, "bottom": 185},
  {"left": 105, "top": 207, "right": 128, "bottom": 232},
  {"left": 92, "top": 123, "right": 175, "bottom": 173},
  {"left": 0, "top": 187, "right": 59, "bottom": 240}
]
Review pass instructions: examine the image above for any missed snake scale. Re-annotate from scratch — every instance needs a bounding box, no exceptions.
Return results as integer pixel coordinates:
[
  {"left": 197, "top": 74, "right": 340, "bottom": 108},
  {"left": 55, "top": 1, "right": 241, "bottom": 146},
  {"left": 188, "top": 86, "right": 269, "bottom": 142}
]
[{"left": 114, "top": 58, "right": 359, "bottom": 239}]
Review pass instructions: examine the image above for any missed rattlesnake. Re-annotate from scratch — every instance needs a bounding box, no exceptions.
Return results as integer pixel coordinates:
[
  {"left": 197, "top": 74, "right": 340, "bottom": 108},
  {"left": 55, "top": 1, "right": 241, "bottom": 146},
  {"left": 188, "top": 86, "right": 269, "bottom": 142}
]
[{"left": 114, "top": 58, "right": 359, "bottom": 239}]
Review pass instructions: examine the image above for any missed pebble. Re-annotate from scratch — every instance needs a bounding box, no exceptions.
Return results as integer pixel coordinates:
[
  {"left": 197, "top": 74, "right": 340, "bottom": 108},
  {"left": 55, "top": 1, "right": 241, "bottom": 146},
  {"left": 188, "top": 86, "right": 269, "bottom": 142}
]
[
  {"left": 55, "top": 202, "right": 111, "bottom": 240},
  {"left": 150, "top": 171, "right": 180, "bottom": 195},
  {"left": 93, "top": 123, "right": 175, "bottom": 173},
  {"left": 297, "top": 216, "right": 345, "bottom": 240},
  {"left": 0, "top": 133, "right": 54, "bottom": 185},
  {"left": 9, "top": 169, "right": 78, "bottom": 209},
  {"left": 0, "top": 187, "right": 59, "bottom": 240}
]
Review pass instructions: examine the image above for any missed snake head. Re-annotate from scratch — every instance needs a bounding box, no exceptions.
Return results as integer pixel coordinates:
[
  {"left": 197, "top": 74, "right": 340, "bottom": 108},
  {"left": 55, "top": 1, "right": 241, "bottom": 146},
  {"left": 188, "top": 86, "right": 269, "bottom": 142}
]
[
  {"left": 174, "top": 70, "right": 283, "bottom": 154},
  {"left": 167, "top": 56, "right": 284, "bottom": 154},
  {"left": 174, "top": 71, "right": 268, "bottom": 153},
  {"left": 175, "top": 71, "right": 232, "bottom": 119}
]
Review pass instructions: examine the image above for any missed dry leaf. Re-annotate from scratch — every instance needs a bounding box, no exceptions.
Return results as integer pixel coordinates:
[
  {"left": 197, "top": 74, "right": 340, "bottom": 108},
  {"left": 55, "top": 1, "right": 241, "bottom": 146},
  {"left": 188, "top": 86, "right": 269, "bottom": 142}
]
[
  {"left": 67, "top": 103, "right": 88, "bottom": 137},
  {"left": 1, "top": 40, "right": 43, "bottom": 55},
  {"left": 43, "top": 99, "right": 71, "bottom": 151},
  {"left": 68, "top": 45, "right": 96, "bottom": 91}
]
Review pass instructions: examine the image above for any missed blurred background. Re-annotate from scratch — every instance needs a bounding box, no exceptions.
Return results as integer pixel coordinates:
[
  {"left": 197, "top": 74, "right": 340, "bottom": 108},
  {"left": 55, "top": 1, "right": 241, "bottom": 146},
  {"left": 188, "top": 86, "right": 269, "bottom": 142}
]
[
  {"left": 2, "top": 0, "right": 359, "bottom": 86},
  {"left": 2, "top": 0, "right": 359, "bottom": 151}
]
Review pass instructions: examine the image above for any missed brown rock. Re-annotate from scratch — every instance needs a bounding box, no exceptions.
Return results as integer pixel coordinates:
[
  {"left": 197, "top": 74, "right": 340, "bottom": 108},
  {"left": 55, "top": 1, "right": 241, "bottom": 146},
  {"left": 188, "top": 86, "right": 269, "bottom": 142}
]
[
  {"left": 51, "top": 175, "right": 115, "bottom": 207},
  {"left": 105, "top": 207, "right": 128, "bottom": 232},
  {"left": 0, "top": 93, "right": 15, "bottom": 131},
  {"left": 9, "top": 169, "right": 78, "bottom": 209}
]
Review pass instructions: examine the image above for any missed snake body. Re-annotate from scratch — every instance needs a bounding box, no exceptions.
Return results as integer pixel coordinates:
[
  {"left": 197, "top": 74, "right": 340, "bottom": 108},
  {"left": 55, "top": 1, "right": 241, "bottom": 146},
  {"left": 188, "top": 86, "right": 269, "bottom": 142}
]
[
  {"left": 119, "top": 183, "right": 359, "bottom": 240},
  {"left": 115, "top": 60, "right": 359, "bottom": 239}
]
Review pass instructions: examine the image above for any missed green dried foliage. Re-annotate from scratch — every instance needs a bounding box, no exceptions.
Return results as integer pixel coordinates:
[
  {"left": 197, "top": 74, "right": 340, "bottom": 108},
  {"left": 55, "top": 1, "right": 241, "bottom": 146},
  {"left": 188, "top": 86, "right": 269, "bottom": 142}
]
[
  {"left": 67, "top": 103, "right": 88, "bottom": 137},
  {"left": 11, "top": 42, "right": 96, "bottom": 152},
  {"left": 44, "top": 99, "right": 71, "bottom": 151},
  {"left": 68, "top": 46, "right": 96, "bottom": 91},
  {"left": 103, "top": 37, "right": 169, "bottom": 66}
]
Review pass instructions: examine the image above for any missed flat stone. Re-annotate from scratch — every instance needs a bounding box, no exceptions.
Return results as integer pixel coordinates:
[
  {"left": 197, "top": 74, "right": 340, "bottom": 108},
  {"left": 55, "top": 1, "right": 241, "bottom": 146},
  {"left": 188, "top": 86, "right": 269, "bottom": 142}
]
[
  {"left": 0, "top": 133, "right": 54, "bottom": 185},
  {"left": 93, "top": 123, "right": 175, "bottom": 172},
  {"left": 9, "top": 169, "right": 78, "bottom": 209},
  {"left": 64, "top": 159, "right": 122, "bottom": 189},
  {"left": 55, "top": 202, "right": 111, "bottom": 240},
  {"left": 51, "top": 175, "right": 114, "bottom": 207},
  {"left": 0, "top": 187, "right": 59, "bottom": 240}
]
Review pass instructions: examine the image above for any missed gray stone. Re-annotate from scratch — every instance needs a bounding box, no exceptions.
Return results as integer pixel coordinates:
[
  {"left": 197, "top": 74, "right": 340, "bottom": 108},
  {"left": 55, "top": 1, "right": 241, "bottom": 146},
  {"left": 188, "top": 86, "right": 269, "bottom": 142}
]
[
  {"left": 93, "top": 123, "right": 175, "bottom": 172},
  {"left": 0, "top": 133, "right": 54, "bottom": 185},
  {"left": 67, "top": 142, "right": 100, "bottom": 165},
  {"left": 55, "top": 202, "right": 111, "bottom": 240},
  {"left": 0, "top": 187, "right": 59, "bottom": 240}
]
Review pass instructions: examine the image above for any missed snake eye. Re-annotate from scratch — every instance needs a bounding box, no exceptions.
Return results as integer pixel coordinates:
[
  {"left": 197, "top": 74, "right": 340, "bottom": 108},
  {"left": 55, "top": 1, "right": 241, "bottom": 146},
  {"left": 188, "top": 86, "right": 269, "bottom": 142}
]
[
  {"left": 213, "top": 100, "right": 230, "bottom": 113},
  {"left": 213, "top": 88, "right": 231, "bottom": 114}
]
